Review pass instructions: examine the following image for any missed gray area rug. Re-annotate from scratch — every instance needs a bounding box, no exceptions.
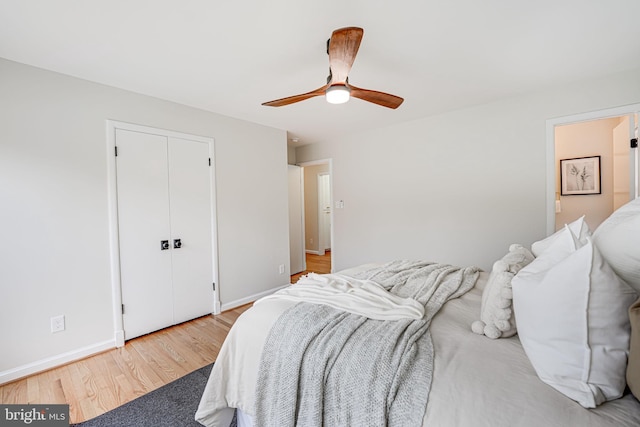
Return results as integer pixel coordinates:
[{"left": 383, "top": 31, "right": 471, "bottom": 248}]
[{"left": 72, "top": 363, "right": 237, "bottom": 427}]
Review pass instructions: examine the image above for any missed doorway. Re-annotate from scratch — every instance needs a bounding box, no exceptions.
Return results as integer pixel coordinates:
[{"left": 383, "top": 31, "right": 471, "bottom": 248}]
[
  {"left": 296, "top": 160, "right": 333, "bottom": 275},
  {"left": 546, "top": 105, "right": 639, "bottom": 235}
]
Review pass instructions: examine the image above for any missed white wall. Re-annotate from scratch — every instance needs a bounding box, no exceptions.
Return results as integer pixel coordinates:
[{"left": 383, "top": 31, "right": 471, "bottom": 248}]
[
  {"left": 296, "top": 68, "right": 640, "bottom": 273},
  {"left": 0, "top": 58, "right": 290, "bottom": 378}
]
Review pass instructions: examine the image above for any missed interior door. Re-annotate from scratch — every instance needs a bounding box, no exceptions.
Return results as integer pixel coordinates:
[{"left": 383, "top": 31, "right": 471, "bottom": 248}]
[
  {"left": 168, "top": 137, "right": 214, "bottom": 324},
  {"left": 116, "top": 129, "right": 174, "bottom": 339}
]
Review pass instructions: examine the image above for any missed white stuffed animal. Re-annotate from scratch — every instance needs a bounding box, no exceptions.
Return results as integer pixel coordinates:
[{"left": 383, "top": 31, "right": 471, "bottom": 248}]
[{"left": 471, "top": 244, "right": 535, "bottom": 339}]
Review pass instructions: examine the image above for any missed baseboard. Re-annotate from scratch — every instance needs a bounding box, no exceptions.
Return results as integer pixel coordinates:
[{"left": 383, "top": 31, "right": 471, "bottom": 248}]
[
  {"left": 0, "top": 339, "right": 115, "bottom": 385},
  {"left": 305, "top": 250, "right": 321, "bottom": 255},
  {"left": 220, "top": 284, "right": 289, "bottom": 312}
]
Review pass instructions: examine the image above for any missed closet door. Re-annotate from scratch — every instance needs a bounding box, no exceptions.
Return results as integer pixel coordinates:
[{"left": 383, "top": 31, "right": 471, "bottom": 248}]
[
  {"left": 168, "top": 137, "right": 214, "bottom": 324},
  {"left": 116, "top": 129, "right": 174, "bottom": 339}
]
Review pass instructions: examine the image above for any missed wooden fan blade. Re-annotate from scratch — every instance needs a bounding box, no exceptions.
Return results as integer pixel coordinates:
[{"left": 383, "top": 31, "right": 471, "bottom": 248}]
[
  {"left": 262, "top": 84, "right": 329, "bottom": 107},
  {"left": 328, "top": 27, "right": 364, "bottom": 84},
  {"left": 349, "top": 85, "right": 404, "bottom": 109}
]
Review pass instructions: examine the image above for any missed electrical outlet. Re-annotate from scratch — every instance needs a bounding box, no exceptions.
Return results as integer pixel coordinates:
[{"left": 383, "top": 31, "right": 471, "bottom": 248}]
[
  {"left": 51, "top": 315, "right": 65, "bottom": 333},
  {"left": 279, "top": 264, "right": 285, "bottom": 274},
  {"left": 310, "top": 238, "right": 313, "bottom": 244}
]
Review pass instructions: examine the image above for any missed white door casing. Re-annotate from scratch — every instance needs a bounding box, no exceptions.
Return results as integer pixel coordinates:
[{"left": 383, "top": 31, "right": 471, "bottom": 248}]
[
  {"left": 297, "top": 159, "right": 334, "bottom": 273},
  {"left": 546, "top": 104, "right": 640, "bottom": 235},
  {"left": 107, "top": 121, "right": 219, "bottom": 346}
]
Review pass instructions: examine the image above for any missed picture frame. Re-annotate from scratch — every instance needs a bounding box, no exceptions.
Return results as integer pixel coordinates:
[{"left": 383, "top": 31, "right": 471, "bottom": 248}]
[{"left": 560, "top": 156, "right": 601, "bottom": 196}]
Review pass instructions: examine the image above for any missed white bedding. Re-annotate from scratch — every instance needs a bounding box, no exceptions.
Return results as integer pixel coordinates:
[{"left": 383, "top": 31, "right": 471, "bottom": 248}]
[
  {"left": 195, "top": 268, "right": 640, "bottom": 427},
  {"left": 255, "top": 272, "right": 424, "bottom": 320}
]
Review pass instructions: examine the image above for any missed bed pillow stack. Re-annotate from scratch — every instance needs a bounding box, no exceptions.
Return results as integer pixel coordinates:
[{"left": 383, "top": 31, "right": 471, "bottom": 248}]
[{"left": 512, "top": 214, "right": 637, "bottom": 408}]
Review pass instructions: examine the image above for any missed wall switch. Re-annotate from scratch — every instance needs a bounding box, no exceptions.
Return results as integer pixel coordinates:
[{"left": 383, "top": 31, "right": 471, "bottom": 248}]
[
  {"left": 51, "top": 315, "right": 65, "bottom": 333},
  {"left": 335, "top": 200, "right": 344, "bottom": 209},
  {"left": 279, "top": 264, "right": 285, "bottom": 274}
]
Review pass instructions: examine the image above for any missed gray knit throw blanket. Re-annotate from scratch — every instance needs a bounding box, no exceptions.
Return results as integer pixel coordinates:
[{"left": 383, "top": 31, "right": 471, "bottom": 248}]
[{"left": 254, "top": 260, "right": 479, "bottom": 427}]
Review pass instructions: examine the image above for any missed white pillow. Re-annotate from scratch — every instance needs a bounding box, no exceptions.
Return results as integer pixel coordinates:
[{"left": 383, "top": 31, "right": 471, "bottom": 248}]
[
  {"left": 593, "top": 197, "right": 640, "bottom": 294},
  {"left": 531, "top": 215, "right": 589, "bottom": 257},
  {"left": 512, "top": 225, "right": 637, "bottom": 408}
]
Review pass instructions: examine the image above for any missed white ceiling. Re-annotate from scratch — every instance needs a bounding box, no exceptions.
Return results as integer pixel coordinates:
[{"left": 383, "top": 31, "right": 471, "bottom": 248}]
[{"left": 1, "top": 1, "right": 640, "bottom": 147}]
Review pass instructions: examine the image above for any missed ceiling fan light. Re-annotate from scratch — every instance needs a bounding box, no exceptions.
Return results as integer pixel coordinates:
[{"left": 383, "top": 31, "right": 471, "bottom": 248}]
[{"left": 325, "top": 85, "right": 351, "bottom": 104}]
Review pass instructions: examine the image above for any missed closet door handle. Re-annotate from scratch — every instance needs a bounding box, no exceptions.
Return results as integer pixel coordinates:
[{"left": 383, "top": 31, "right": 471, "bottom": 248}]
[
  {"left": 173, "top": 239, "right": 182, "bottom": 249},
  {"left": 160, "top": 240, "right": 170, "bottom": 250}
]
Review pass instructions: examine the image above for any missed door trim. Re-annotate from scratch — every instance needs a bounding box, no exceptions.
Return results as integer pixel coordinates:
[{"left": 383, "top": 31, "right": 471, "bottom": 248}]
[
  {"left": 298, "top": 159, "right": 334, "bottom": 273},
  {"left": 317, "top": 172, "right": 331, "bottom": 255},
  {"left": 106, "top": 120, "right": 219, "bottom": 347},
  {"left": 545, "top": 103, "right": 640, "bottom": 236}
]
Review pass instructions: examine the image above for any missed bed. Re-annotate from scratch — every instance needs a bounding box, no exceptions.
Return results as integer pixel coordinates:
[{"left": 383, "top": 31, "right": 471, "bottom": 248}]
[{"left": 195, "top": 198, "right": 640, "bottom": 427}]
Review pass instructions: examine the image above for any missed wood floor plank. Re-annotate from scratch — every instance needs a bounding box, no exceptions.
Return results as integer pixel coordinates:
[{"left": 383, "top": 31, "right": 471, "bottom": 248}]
[
  {"left": 1, "top": 378, "right": 27, "bottom": 404},
  {"left": 75, "top": 360, "right": 104, "bottom": 420},
  {"left": 35, "top": 370, "right": 59, "bottom": 406},
  {"left": 93, "top": 356, "right": 124, "bottom": 415},
  {"left": 108, "top": 347, "right": 152, "bottom": 400},
  {"left": 175, "top": 320, "right": 223, "bottom": 363},
  {"left": 26, "top": 375, "right": 40, "bottom": 404},
  {"left": 65, "top": 362, "right": 91, "bottom": 422},
  {"left": 163, "top": 328, "right": 211, "bottom": 369},
  {"left": 291, "top": 251, "right": 332, "bottom": 283}
]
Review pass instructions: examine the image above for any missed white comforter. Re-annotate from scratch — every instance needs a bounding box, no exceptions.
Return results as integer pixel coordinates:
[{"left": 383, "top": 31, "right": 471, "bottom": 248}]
[{"left": 196, "top": 269, "right": 640, "bottom": 427}]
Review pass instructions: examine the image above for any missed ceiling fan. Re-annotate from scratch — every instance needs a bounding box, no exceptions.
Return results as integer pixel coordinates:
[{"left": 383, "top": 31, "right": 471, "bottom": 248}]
[{"left": 262, "top": 27, "right": 404, "bottom": 109}]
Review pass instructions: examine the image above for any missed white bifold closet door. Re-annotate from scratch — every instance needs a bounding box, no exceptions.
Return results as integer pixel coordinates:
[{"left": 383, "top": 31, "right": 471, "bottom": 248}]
[{"left": 115, "top": 129, "right": 214, "bottom": 340}]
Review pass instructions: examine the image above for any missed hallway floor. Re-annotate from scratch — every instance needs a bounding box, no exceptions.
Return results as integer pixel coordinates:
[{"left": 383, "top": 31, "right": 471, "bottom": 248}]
[{"left": 291, "top": 251, "right": 331, "bottom": 283}]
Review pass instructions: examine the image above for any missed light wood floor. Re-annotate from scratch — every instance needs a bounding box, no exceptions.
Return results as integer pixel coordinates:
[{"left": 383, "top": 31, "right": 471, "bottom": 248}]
[
  {"left": 0, "top": 304, "right": 251, "bottom": 424},
  {"left": 0, "top": 252, "right": 330, "bottom": 424},
  {"left": 291, "top": 250, "right": 331, "bottom": 283}
]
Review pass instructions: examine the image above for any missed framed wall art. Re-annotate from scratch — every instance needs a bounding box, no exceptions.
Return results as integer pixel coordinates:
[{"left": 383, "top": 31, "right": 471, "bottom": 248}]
[{"left": 560, "top": 155, "right": 601, "bottom": 195}]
